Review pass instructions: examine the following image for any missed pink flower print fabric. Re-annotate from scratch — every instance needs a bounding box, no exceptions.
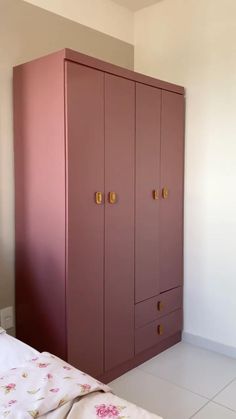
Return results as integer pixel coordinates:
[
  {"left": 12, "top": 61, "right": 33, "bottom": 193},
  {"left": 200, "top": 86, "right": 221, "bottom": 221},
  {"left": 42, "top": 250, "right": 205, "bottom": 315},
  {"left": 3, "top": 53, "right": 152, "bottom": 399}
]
[
  {"left": 95, "top": 403, "right": 125, "bottom": 418},
  {"left": 0, "top": 352, "right": 110, "bottom": 418}
]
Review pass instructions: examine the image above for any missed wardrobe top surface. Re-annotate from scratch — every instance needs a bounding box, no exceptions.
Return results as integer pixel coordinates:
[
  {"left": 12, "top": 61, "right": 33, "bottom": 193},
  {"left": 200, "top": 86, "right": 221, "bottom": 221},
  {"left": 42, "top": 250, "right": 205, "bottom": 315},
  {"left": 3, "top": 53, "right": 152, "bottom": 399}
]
[{"left": 14, "top": 48, "right": 185, "bottom": 95}]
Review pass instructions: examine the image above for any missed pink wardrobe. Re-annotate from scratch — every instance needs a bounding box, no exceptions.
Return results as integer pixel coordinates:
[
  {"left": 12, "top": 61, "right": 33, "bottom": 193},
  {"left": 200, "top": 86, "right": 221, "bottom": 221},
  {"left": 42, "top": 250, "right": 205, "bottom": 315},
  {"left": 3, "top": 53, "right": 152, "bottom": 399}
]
[{"left": 14, "top": 49, "right": 185, "bottom": 383}]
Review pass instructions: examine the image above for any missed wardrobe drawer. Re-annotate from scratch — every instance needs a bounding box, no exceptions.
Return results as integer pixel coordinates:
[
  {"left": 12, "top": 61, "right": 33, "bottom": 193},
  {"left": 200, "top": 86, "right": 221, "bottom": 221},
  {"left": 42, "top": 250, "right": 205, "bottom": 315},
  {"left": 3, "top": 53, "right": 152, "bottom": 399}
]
[
  {"left": 135, "top": 287, "right": 182, "bottom": 329},
  {"left": 135, "top": 309, "right": 182, "bottom": 354}
]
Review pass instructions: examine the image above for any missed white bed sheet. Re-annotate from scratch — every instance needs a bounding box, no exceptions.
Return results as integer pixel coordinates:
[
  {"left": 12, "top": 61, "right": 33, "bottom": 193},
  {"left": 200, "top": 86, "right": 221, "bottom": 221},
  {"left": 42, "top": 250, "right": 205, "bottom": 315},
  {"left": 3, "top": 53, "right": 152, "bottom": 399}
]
[{"left": 0, "top": 328, "right": 39, "bottom": 372}]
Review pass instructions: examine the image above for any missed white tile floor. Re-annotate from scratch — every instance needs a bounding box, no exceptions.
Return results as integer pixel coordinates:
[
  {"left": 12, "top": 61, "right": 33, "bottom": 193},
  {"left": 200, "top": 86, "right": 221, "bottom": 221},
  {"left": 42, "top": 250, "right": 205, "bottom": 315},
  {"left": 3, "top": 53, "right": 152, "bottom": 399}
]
[{"left": 109, "top": 342, "right": 236, "bottom": 419}]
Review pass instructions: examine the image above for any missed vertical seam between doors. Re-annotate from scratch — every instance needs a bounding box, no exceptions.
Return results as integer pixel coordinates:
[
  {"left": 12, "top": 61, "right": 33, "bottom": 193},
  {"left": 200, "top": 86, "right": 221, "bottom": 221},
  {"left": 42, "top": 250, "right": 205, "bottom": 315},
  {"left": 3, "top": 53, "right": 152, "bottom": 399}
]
[
  {"left": 103, "top": 72, "right": 106, "bottom": 375},
  {"left": 159, "top": 89, "right": 163, "bottom": 295},
  {"left": 134, "top": 83, "right": 137, "bottom": 339},
  {"left": 64, "top": 59, "right": 68, "bottom": 361}
]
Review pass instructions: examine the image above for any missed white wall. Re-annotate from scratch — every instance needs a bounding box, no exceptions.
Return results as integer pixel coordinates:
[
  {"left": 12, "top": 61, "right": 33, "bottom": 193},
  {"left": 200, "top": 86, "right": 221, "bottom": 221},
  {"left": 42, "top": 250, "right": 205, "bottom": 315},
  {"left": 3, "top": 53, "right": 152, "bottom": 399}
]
[
  {"left": 135, "top": 0, "right": 236, "bottom": 350},
  {"left": 24, "top": 0, "right": 134, "bottom": 44}
]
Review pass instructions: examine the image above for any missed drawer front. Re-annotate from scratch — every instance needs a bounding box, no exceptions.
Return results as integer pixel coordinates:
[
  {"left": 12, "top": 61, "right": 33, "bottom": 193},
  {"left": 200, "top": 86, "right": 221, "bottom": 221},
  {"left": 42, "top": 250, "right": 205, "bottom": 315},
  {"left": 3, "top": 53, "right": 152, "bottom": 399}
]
[
  {"left": 135, "top": 287, "right": 182, "bottom": 329},
  {"left": 135, "top": 309, "right": 182, "bottom": 354}
]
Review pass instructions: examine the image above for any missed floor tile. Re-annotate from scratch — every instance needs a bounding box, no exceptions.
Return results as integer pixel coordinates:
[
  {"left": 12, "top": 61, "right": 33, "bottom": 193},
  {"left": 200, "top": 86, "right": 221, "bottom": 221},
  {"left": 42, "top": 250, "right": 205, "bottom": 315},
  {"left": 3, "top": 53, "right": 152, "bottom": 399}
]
[
  {"left": 109, "top": 368, "right": 207, "bottom": 419},
  {"left": 192, "top": 402, "right": 236, "bottom": 418},
  {"left": 214, "top": 379, "right": 236, "bottom": 411},
  {"left": 138, "top": 342, "right": 236, "bottom": 398}
]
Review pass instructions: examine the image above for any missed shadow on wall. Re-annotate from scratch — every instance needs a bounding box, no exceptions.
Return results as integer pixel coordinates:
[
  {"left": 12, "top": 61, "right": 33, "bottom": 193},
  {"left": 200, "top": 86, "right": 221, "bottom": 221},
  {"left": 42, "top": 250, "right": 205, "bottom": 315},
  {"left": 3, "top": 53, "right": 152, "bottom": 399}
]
[{"left": 0, "top": 237, "right": 15, "bottom": 335}]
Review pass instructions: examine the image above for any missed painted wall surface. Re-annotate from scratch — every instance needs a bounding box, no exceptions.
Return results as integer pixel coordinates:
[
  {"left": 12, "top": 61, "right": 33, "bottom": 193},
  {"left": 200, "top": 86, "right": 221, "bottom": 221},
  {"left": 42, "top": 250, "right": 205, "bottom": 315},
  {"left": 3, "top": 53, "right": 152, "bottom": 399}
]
[
  {"left": 0, "top": 0, "right": 134, "bottom": 330},
  {"left": 23, "top": 0, "right": 134, "bottom": 44},
  {"left": 135, "top": 0, "right": 236, "bottom": 349}
]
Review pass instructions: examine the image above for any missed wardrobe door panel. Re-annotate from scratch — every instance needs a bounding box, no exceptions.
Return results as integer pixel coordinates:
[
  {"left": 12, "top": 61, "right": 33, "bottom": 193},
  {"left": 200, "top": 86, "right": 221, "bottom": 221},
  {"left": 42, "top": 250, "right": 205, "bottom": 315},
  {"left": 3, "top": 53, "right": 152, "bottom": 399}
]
[
  {"left": 66, "top": 62, "right": 104, "bottom": 377},
  {"left": 160, "top": 91, "right": 185, "bottom": 292},
  {"left": 135, "top": 83, "right": 161, "bottom": 303},
  {"left": 105, "top": 74, "right": 135, "bottom": 372}
]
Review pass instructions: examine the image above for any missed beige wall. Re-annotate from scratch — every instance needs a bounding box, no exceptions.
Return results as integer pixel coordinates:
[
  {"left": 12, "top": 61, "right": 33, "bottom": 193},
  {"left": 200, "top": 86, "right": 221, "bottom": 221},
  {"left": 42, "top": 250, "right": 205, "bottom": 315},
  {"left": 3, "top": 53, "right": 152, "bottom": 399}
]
[
  {"left": 23, "top": 0, "right": 134, "bottom": 44},
  {"left": 0, "top": 0, "right": 134, "bottom": 325},
  {"left": 135, "top": 0, "right": 236, "bottom": 351}
]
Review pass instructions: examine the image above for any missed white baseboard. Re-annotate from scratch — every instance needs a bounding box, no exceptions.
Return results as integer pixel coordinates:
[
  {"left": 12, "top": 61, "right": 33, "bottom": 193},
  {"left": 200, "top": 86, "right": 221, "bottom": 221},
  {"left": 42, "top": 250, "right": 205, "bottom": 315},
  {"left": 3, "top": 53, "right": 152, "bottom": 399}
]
[{"left": 182, "top": 332, "right": 236, "bottom": 359}]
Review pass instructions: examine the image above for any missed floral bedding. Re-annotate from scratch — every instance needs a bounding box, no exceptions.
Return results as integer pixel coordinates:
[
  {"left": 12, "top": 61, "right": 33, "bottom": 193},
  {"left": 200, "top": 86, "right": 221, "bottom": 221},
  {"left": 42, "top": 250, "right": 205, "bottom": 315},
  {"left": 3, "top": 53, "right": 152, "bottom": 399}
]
[{"left": 0, "top": 352, "right": 162, "bottom": 419}]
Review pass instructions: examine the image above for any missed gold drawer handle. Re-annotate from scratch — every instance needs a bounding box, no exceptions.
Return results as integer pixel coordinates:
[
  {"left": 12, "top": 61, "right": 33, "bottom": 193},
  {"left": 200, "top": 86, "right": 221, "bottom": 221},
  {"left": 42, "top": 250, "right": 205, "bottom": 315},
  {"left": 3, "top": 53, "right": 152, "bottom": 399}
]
[
  {"left": 162, "top": 187, "right": 169, "bottom": 199},
  {"left": 152, "top": 190, "right": 159, "bottom": 200},
  {"left": 157, "top": 324, "right": 164, "bottom": 336},
  {"left": 108, "top": 191, "right": 117, "bottom": 204},
  {"left": 157, "top": 301, "right": 164, "bottom": 312},
  {"left": 95, "top": 192, "right": 103, "bottom": 205}
]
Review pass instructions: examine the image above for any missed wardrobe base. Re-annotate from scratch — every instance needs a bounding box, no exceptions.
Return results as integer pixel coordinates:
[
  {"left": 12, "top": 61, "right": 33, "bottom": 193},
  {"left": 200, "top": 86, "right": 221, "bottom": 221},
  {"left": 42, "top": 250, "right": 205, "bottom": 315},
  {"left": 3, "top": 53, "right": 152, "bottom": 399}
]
[{"left": 100, "top": 331, "right": 182, "bottom": 384}]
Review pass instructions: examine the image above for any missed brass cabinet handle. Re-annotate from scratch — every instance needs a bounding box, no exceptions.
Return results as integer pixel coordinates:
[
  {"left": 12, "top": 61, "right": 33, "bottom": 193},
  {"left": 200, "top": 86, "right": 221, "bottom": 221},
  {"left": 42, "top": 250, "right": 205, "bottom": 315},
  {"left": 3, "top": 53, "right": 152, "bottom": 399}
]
[
  {"left": 152, "top": 190, "right": 159, "bottom": 200},
  {"left": 157, "top": 324, "right": 164, "bottom": 336},
  {"left": 162, "top": 187, "right": 169, "bottom": 199},
  {"left": 95, "top": 192, "right": 103, "bottom": 205},
  {"left": 108, "top": 191, "right": 117, "bottom": 204},
  {"left": 157, "top": 301, "right": 164, "bottom": 312}
]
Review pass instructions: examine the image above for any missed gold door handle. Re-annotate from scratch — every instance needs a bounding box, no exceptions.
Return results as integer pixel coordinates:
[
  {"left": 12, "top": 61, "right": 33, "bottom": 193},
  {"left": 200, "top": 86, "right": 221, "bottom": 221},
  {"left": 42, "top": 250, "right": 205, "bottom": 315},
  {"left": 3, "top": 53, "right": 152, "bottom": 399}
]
[
  {"left": 157, "top": 301, "right": 164, "bottom": 312},
  {"left": 152, "top": 190, "right": 159, "bottom": 200},
  {"left": 157, "top": 324, "right": 164, "bottom": 336},
  {"left": 95, "top": 192, "right": 103, "bottom": 205},
  {"left": 162, "top": 187, "right": 169, "bottom": 199},
  {"left": 108, "top": 191, "right": 117, "bottom": 204}
]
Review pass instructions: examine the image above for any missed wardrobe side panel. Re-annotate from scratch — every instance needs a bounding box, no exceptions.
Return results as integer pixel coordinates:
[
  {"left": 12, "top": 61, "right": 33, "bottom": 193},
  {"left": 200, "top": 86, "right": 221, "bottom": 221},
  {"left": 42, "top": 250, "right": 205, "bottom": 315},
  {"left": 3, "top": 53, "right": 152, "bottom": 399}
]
[
  {"left": 104, "top": 74, "right": 135, "bottom": 372},
  {"left": 135, "top": 83, "right": 161, "bottom": 303},
  {"left": 14, "top": 53, "right": 66, "bottom": 357},
  {"left": 66, "top": 62, "right": 105, "bottom": 377},
  {"left": 160, "top": 91, "right": 185, "bottom": 292}
]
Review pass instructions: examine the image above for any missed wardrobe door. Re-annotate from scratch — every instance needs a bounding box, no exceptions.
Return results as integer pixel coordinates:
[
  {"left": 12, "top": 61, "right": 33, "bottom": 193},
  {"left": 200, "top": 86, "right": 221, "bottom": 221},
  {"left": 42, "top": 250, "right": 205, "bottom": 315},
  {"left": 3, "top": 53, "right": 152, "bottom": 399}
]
[
  {"left": 105, "top": 74, "right": 135, "bottom": 371},
  {"left": 160, "top": 91, "right": 185, "bottom": 292},
  {"left": 66, "top": 62, "right": 105, "bottom": 377},
  {"left": 135, "top": 83, "right": 161, "bottom": 303}
]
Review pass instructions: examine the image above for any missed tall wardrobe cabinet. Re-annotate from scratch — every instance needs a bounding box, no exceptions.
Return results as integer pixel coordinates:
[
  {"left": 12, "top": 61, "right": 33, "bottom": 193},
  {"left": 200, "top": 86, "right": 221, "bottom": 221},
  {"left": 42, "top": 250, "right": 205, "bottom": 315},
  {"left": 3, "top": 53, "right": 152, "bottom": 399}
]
[{"left": 14, "top": 49, "right": 185, "bottom": 382}]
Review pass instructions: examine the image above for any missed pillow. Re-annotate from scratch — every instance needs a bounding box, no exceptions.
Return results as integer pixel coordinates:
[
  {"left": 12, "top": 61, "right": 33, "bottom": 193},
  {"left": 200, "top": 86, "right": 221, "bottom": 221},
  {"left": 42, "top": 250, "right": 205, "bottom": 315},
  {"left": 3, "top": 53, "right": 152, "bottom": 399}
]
[{"left": 0, "top": 329, "right": 39, "bottom": 372}]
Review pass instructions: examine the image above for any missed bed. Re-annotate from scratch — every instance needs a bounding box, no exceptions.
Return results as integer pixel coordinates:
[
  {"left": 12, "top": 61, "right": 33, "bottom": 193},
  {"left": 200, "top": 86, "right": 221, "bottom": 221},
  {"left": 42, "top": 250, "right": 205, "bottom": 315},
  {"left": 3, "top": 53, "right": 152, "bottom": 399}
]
[{"left": 0, "top": 328, "right": 163, "bottom": 419}]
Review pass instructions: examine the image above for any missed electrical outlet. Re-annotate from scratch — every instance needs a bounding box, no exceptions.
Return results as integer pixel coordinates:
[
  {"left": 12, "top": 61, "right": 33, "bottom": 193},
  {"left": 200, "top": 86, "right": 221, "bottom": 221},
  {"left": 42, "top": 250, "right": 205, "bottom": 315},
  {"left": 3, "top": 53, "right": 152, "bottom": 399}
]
[{"left": 0, "top": 306, "right": 14, "bottom": 330}]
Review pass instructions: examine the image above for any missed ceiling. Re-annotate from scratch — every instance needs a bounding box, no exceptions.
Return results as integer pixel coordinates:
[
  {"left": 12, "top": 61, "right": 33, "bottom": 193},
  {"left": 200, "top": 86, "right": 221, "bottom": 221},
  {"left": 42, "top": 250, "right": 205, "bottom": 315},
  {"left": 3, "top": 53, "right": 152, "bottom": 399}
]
[{"left": 111, "top": 0, "right": 162, "bottom": 11}]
